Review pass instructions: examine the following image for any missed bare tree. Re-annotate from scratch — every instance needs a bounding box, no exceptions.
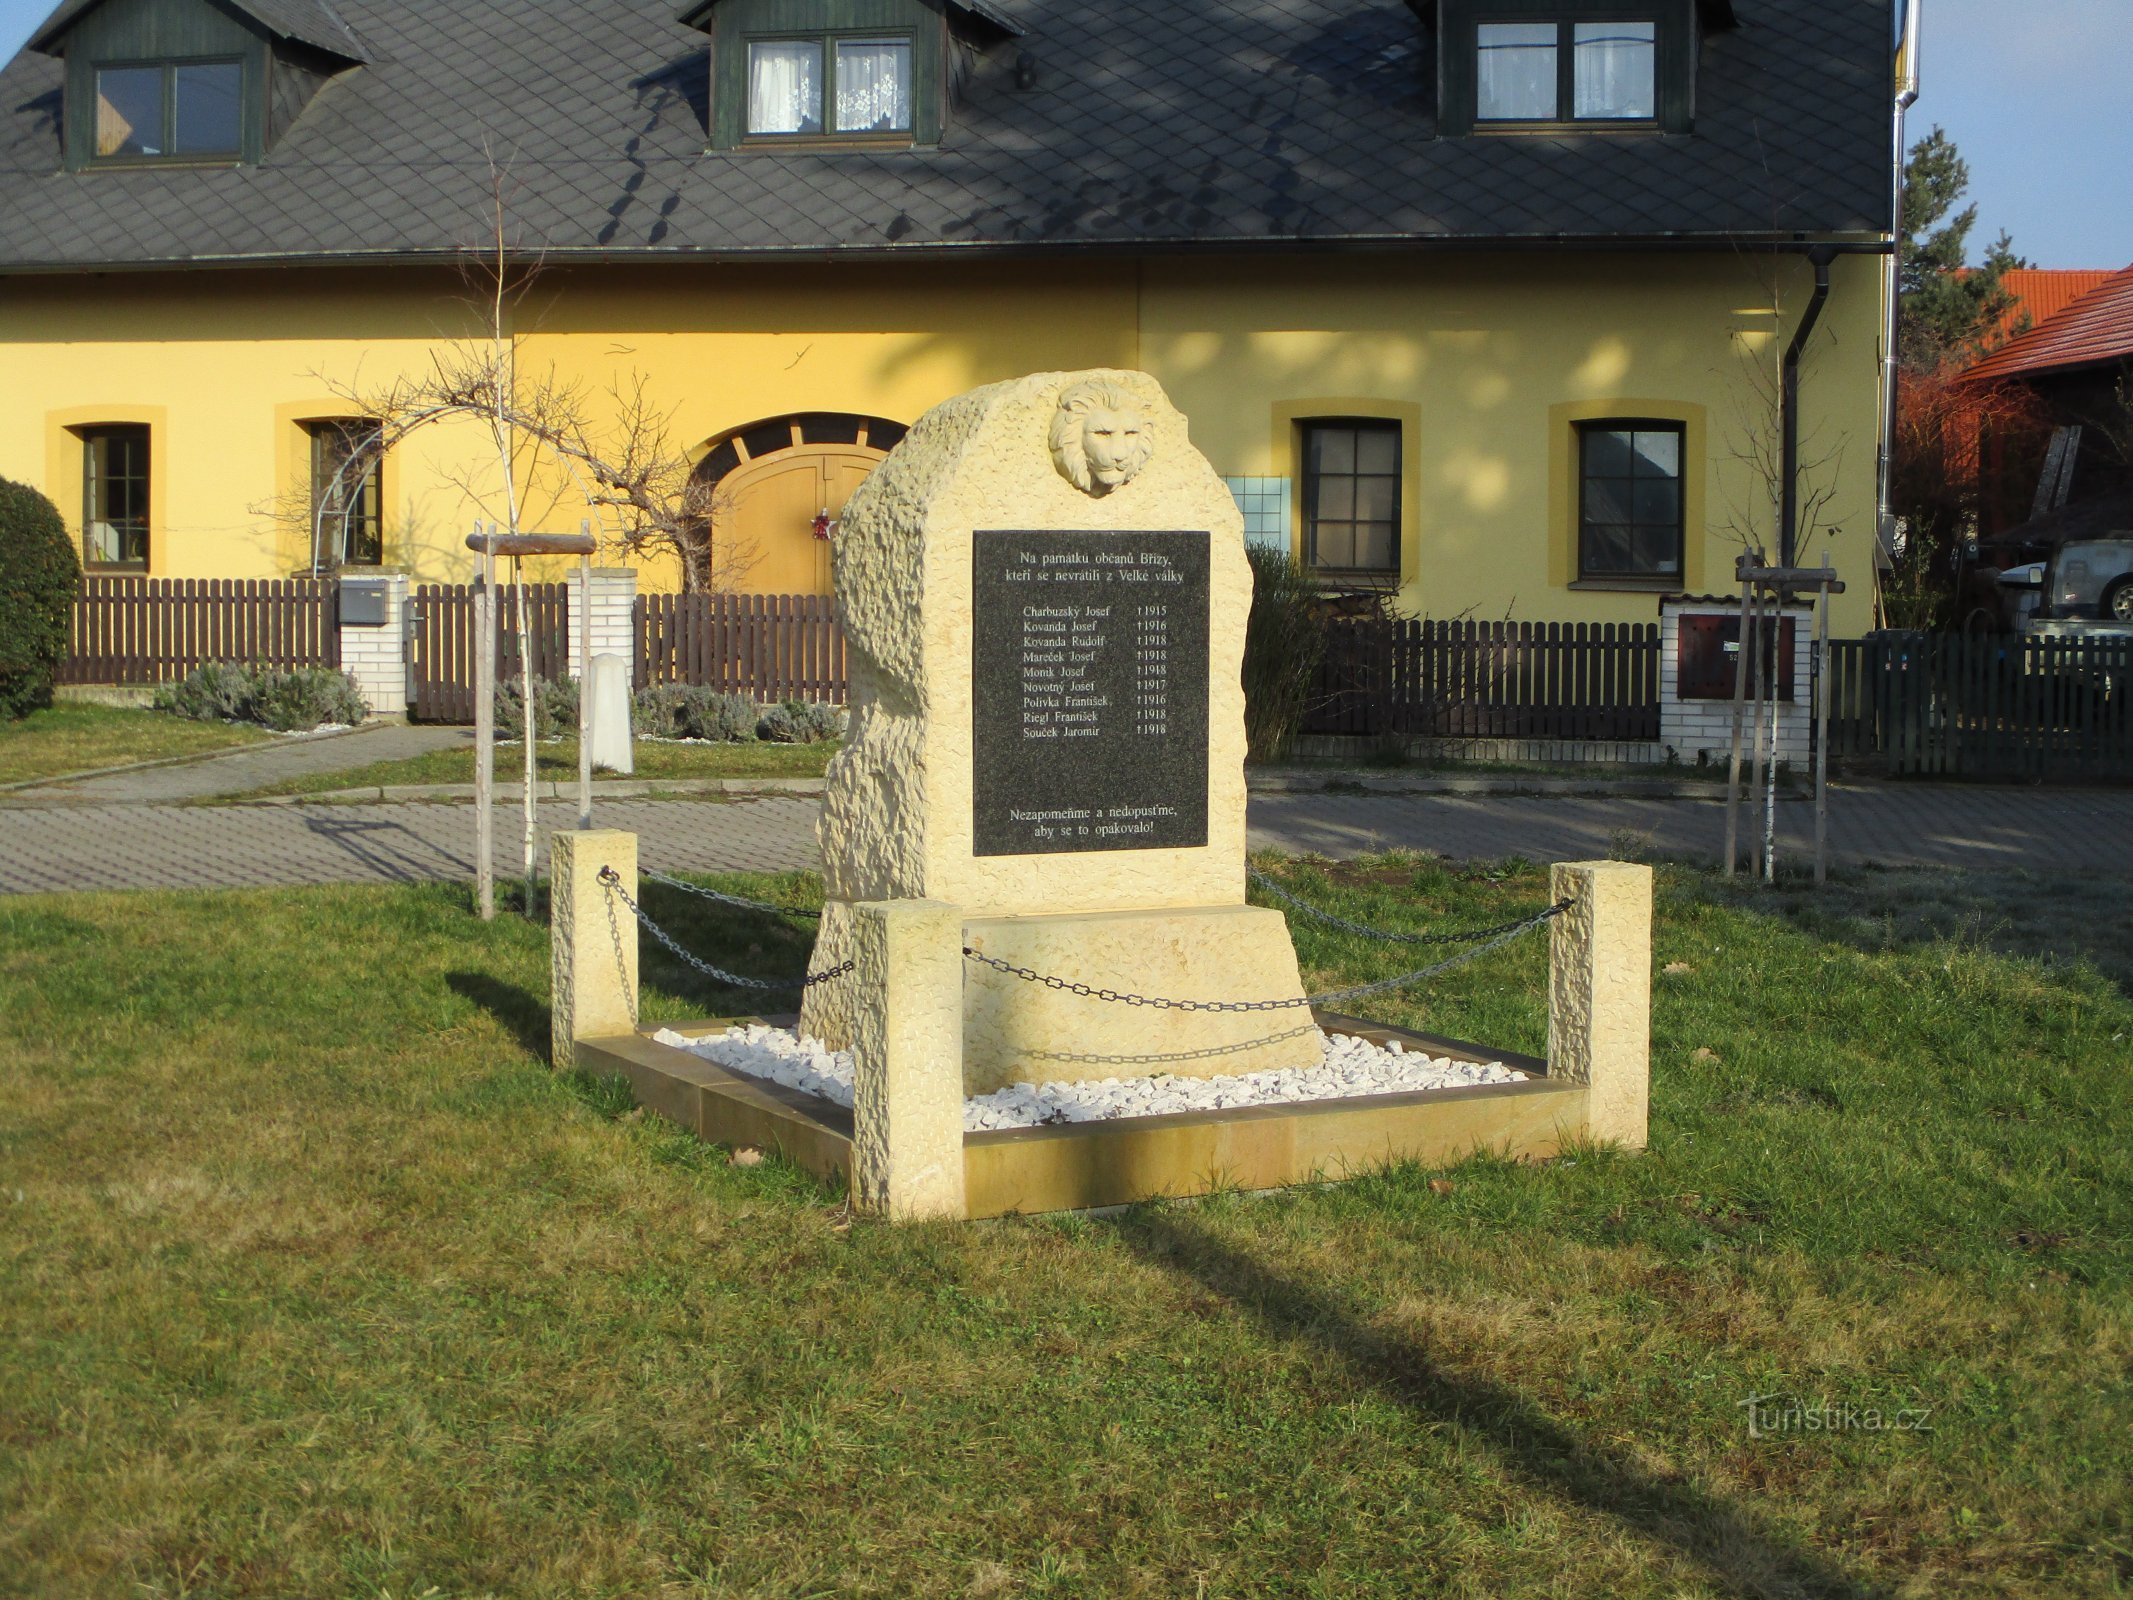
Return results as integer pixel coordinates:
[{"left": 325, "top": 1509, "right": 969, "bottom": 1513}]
[
  {"left": 1714, "top": 258, "right": 1850, "bottom": 569},
  {"left": 268, "top": 164, "right": 756, "bottom": 591}
]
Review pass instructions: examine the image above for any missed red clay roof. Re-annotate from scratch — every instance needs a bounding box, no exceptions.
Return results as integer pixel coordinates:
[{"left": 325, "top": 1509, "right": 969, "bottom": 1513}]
[
  {"left": 1963, "top": 265, "right": 2133, "bottom": 384},
  {"left": 1994, "top": 268, "right": 2120, "bottom": 339}
]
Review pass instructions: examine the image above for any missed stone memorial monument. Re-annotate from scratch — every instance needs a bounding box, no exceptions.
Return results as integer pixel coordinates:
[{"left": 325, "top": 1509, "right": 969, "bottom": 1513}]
[{"left": 800, "top": 371, "right": 1316, "bottom": 1215}]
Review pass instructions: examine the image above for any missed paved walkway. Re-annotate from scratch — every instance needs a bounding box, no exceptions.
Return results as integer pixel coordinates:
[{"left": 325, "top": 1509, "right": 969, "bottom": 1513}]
[
  {"left": 1, "top": 722, "right": 471, "bottom": 807},
  {"left": 3, "top": 784, "right": 2131, "bottom": 895},
  {"left": 0, "top": 796, "right": 820, "bottom": 895},
  {"left": 1245, "top": 784, "right": 2133, "bottom": 874}
]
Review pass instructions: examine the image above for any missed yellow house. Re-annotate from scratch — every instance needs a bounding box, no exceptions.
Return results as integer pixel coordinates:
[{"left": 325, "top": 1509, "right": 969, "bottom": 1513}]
[{"left": 0, "top": 0, "right": 1898, "bottom": 636}]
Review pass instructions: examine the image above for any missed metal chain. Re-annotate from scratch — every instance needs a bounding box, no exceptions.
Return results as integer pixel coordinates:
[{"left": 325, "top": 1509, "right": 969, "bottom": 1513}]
[
  {"left": 964, "top": 900, "right": 1567, "bottom": 1013},
  {"left": 640, "top": 866, "right": 822, "bottom": 920},
  {"left": 601, "top": 862, "right": 640, "bottom": 1027},
  {"left": 1248, "top": 867, "right": 1553, "bottom": 947},
  {"left": 599, "top": 868, "right": 852, "bottom": 992},
  {"left": 1015, "top": 1021, "right": 1323, "bottom": 1068}
]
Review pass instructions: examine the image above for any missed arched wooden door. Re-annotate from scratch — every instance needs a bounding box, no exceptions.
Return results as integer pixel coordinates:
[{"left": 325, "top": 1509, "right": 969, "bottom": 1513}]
[{"left": 693, "top": 413, "right": 907, "bottom": 595}]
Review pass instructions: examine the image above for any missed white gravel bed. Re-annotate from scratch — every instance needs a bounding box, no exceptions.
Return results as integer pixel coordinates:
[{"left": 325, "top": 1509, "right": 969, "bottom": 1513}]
[{"left": 651, "top": 1022, "right": 1525, "bottom": 1131}]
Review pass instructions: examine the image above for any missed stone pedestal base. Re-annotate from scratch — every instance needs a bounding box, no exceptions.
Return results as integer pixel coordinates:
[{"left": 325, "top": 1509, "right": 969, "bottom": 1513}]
[{"left": 802, "top": 901, "right": 1316, "bottom": 1095}]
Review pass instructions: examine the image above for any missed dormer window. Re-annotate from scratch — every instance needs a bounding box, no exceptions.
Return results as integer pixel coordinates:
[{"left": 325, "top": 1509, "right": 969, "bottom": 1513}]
[
  {"left": 745, "top": 35, "right": 912, "bottom": 138},
  {"left": 1439, "top": 0, "right": 1703, "bottom": 136},
  {"left": 686, "top": 0, "right": 1019, "bottom": 152},
  {"left": 35, "top": 0, "right": 368, "bottom": 172},
  {"left": 1476, "top": 20, "right": 1656, "bottom": 123},
  {"left": 93, "top": 58, "right": 243, "bottom": 160}
]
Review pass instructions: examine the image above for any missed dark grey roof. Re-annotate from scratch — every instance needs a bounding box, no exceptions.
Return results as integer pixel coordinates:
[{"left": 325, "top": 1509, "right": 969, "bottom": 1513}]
[
  {"left": 677, "top": 0, "right": 1021, "bottom": 38},
  {"left": 0, "top": 0, "right": 1894, "bottom": 272},
  {"left": 28, "top": 0, "right": 369, "bottom": 60}
]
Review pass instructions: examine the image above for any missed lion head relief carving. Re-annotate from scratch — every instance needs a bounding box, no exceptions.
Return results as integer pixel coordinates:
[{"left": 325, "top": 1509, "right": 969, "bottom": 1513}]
[{"left": 1049, "top": 379, "right": 1155, "bottom": 497}]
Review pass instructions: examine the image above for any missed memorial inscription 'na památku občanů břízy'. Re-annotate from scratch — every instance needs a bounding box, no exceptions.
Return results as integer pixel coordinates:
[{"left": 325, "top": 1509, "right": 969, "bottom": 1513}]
[{"left": 970, "top": 528, "right": 1210, "bottom": 856}]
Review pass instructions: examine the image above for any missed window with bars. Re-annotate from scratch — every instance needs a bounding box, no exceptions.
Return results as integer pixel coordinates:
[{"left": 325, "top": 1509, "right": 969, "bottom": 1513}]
[
  {"left": 1301, "top": 420, "right": 1401, "bottom": 581},
  {"left": 1577, "top": 420, "right": 1684, "bottom": 581},
  {"left": 80, "top": 424, "right": 150, "bottom": 569},
  {"left": 307, "top": 418, "right": 384, "bottom": 567}
]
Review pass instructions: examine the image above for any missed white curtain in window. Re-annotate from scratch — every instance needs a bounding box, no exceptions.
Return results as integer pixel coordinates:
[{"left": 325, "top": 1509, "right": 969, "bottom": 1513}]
[
  {"left": 748, "top": 41, "right": 821, "bottom": 134},
  {"left": 1573, "top": 22, "right": 1656, "bottom": 119},
  {"left": 1476, "top": 22, "right": 1557, "bottom": 121},
  {"left": 835, "top": 39, "right": 911, "bottom": 133}
]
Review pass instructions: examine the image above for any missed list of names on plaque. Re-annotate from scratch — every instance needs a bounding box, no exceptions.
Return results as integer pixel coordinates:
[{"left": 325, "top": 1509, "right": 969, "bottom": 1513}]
[{"left": 971, "top": 529, "right": 1210, "bottom": 856}]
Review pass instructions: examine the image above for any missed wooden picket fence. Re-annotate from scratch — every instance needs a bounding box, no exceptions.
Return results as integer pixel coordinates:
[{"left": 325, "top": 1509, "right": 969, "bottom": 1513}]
[
  {"left": 409, "top": 580, "right": 570, "bottom": 724},
  {"left": 1826, "top": 630, "right": 2133, "bottom": 779},
  {"left": 1304, "top": 618, "right": 1661, "bottom": 742},
  {"left": 59, "top": 576, "right": 339, "bottom": 685},
  {"left": 635, "top": 592, "right": 849, "bottom": 704}
]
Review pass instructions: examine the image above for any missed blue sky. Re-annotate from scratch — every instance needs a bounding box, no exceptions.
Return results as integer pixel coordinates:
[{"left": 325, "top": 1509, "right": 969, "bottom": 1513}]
[{"left": 1, "top": 0, "right": 2126, "bottom": 268}]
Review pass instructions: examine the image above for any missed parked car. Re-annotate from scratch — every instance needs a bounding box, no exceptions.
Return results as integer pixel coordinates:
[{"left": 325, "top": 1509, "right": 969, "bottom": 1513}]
[
  {"left": 1995, "top": 537, "right": 2133, "bottom": 625},
  {"left": 2041, "top": 538, "right": 2133, "bottom": 622}
]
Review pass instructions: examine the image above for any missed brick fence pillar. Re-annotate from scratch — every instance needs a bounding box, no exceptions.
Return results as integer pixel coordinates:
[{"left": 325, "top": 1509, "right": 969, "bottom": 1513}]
[
  {"left": 569, "top": 567, "right": 637, "bottom": 680},
  {"left": 1660, "top": 598, "right": 1813, "bottom": 769},
  {"left": 337, "top": 571, "right": 409, "bottom": 720}
]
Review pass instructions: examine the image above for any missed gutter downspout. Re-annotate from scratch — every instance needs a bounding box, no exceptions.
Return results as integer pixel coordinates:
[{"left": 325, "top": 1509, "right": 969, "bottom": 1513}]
[
  {"left": 1782, "top": 246, "right": 1837, "bottom": 566},
  {"left": 1877, "top": 0, "right": 1924, "bottom": 561}
]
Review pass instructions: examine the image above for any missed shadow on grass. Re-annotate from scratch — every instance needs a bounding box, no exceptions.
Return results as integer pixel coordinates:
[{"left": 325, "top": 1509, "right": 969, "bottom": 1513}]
[
  {"left": 1700, "top": 863, "right": 2133, "bottom": 999},
  {"left": 1113, "top": 1210, "right": 1887, "bottom": 1600},
  {"left": 447, "top": 971, "right": 550, "bottom": 1060},
  {"left": 633, "top": 877, "right": 820, "bottom": 1015}
]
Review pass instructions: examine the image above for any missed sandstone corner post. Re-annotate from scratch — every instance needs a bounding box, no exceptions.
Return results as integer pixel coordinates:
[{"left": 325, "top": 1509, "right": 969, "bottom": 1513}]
[
  {"left": 1547, "top": 860, "right": 1653, "bottom": 1150},
  {"left": 846, "top": 900, "right": 967, "bottom": 1221},
  {"left": 550, "top": 830, "right": 639, "bottom": 1069}
]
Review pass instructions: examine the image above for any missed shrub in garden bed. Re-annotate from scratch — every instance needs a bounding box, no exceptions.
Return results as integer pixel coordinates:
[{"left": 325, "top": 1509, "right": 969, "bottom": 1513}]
[
  {"left": 496, "top": 674, "right": 580, "bottom": 741},
  {"left": 0, "top": 475, "right": 80, "bottom": 720},
  {"left": 756, "top": 698, "right": 846, "bottom": 744},
  {"left": 632, "top": 683, "right": 758, "bottom": 742},
  {"left": 156, "top": 664, "right": 369, "bottom": 732}
]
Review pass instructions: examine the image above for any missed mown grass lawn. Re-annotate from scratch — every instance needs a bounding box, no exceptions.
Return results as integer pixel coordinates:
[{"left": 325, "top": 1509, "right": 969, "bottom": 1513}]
[
  {"left": 0, "top": 701, "right": 269, "bottom": 786},
  {"left": 1, "top": 858, "right": 2128, "bottom": 1598},
  {"left": 218, "top": 735, "right": 838, "bottom": 800}
]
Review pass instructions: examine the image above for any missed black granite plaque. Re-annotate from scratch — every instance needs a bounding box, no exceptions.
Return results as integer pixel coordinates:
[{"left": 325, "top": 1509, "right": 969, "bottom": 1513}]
[{"left": 971, "top": 529, "right": 1211, "bottom": 856}]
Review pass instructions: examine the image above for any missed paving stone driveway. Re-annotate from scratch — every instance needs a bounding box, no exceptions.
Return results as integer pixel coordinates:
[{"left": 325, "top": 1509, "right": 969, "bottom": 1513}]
[{"left": 2, "top": 784, "right": 2130, "bottom": 895}]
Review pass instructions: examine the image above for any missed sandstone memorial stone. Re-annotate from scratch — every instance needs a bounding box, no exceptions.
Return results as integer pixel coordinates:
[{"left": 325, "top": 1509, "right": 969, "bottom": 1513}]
[
  {"left": 800, "top": 370, "right": 1316, "bottom": 1118},
  {"left": 551, "top": 370, "right": 1654, "bottom": 1221}
]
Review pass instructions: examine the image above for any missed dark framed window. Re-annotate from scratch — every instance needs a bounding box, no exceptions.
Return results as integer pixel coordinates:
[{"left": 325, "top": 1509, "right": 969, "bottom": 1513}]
[
  {"left": 745, "top": 33, "right": 912, "bottom": 137},
  {"left": 1302, "top": 420, "right": 1401, "bottom": 580},
  {"left": 1578, "top": 420, "right": 1684, "bottom": 581},
  {"left": 81, "top": 424, "right": 150, "bottom": 569},
  {"left": 1475, "top": 17, "right": 1656, "bottom": 124},
  {"left": 307, "top": 419, "right": 384, "bottom": 567},
  {"left": 92, "top": 58, "right": 242, "bottom": 160}
]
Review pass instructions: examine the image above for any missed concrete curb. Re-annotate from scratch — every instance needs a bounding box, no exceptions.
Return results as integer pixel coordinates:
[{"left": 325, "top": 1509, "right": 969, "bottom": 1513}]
[
  {"left": 233, "top": 775, "right": 828, "bottom": 806},
  {"left": 1246, "top": 768, "right": 1807, "bottom": 800}
]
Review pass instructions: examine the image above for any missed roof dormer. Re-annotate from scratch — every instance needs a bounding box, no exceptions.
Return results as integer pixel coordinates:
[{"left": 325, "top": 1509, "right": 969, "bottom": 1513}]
[
  {"left": 1434, "top": 0, "right": 1735, "bottom": 137},
  {"left": 678, "top": 0, "right": 1017, "bottom": 152},
  {"left": 30, "top": 0, "right": 365, "bottom": 170}
]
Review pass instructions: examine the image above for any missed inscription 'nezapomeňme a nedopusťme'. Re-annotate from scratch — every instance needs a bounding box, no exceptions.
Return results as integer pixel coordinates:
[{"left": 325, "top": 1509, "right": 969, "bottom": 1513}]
[{"left": 971, "top": 529, "right": 1210, "bottom": 856}]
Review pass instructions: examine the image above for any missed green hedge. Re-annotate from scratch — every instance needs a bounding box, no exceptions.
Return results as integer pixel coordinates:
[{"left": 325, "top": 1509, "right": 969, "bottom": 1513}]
[{"left": 0, "top": 476, "right": 81, "bottom": 720}]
